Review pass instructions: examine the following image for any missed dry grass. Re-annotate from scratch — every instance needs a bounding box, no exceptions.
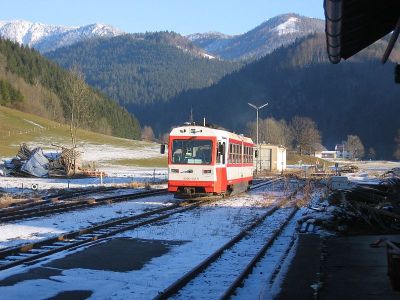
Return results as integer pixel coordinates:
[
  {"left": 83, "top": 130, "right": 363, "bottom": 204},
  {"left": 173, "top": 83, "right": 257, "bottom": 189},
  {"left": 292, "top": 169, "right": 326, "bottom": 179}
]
[
  {"left": 0, "top": 194, "right": 25, "bottom": 208},
  {"left": 287, "top": 152, "right": 334, "bottom": 166},
  {"left": 126, "top": 181, "right": 148, "bottom": 189}
]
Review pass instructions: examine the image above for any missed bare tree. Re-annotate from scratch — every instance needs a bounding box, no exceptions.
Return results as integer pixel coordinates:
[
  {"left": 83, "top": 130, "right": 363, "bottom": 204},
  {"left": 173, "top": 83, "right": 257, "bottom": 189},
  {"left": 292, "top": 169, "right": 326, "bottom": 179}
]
[
  {"left": 290, "top": 116, "right": 321, "bottom": 155},
  {"left": 367, "top": 147, "right": 376, "bottom": 160},
  {"left": 246, "top": 117, "right": 293, "bottom": 148},
  {"left": 64, "top": 65, "right": 91, "bottom": 148},
  {"left": 141, "top": 125, "right": 155, "bottom": 141},
  {"left": 346, "top": 135, "right": 365, "bottom": 160},
  {"left": 160, "top": 132, "right": 170, "bottom": 144}
]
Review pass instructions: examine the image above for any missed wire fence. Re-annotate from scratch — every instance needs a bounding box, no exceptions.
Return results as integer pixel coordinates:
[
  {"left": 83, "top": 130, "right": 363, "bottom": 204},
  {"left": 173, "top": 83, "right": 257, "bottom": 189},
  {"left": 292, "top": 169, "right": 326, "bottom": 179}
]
[{"left": 0, "top": 123, "right": 68, "bottom": 139}]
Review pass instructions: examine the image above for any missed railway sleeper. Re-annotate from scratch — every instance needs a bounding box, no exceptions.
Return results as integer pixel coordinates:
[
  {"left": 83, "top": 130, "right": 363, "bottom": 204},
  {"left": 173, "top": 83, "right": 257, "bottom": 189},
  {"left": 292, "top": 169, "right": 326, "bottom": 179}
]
[
  {"left": 53, "top": 241, "right": 72, "bottom": 246},
  {"left": 17, "top": 252, "right": 37, "bottom": 257},
  {"left": 2, "top": 255, "right": 25, "bottom": 261}
]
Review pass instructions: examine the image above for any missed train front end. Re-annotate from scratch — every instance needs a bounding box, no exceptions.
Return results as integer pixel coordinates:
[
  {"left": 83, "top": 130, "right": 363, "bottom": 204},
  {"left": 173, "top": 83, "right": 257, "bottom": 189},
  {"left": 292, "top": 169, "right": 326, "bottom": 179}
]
[{"left": 167, "top": 126, "right": 221, "bottom": 198}]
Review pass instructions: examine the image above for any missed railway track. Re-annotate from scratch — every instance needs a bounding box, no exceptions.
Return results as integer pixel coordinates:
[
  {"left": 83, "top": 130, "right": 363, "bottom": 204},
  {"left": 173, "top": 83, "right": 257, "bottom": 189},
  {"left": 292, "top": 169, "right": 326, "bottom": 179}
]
[
  {"left": 155, "top": 183, "right": 304, "bottom": 300},
  {"left": 0, "top": 186, "right": 118, "bottom": 214},
  {"left": 0, "top": 197, "right": 210, "bottom": 271},
  {"left": 0, "top": 177, "right": 287, "bottom": 273},
  {"left": 0, "top": 188, "right": 168, "bottom": 223},
  {"left": 0, "top": 177, "right": 284, "bottom": 223}
]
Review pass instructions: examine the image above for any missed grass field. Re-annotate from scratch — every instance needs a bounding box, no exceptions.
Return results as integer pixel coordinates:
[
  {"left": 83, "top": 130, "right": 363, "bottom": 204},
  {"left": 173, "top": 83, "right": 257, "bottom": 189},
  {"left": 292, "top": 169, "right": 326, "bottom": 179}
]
[
  {"left": 287, "top": 152, "right": 334, "bottom": 166},
  {"left": 0, "top": 106, "right": 165, "bottom": 167}
]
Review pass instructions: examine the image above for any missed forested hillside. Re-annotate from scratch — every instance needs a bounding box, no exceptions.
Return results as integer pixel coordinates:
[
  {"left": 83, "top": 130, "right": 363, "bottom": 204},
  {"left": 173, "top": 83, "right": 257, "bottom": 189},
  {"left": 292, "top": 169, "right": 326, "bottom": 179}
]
[
  {"left": 0, "top": 38, "right": 140, "bottom": 139},
  {"left": 135, "top": 34, "right": 400, "bottom": 158},
  {"left": 46, "top": 32, "right": 240, "bottom": 105}
]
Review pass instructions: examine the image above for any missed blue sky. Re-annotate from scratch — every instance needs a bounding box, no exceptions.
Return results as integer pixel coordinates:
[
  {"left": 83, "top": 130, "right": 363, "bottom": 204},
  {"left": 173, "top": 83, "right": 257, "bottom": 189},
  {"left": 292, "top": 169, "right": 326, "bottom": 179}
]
[{"left": 0, "top": 0, "right": 324, "bottom": 35}]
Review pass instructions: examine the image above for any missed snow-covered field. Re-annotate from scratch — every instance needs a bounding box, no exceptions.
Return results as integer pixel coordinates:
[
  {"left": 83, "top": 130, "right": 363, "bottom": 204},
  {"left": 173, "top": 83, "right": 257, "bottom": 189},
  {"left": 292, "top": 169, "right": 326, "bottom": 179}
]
[
  {"left": 0, "top": 184, "right": 307, "bottom": 299},
  {"left": 0, "top": 141, "right": 168, "bottom": 194},
  {"left": 0, "top": 167, "right": 167, "bottom": 194},
  {"left": 345, "top": 160, "right": 400, "bottom": 183}
]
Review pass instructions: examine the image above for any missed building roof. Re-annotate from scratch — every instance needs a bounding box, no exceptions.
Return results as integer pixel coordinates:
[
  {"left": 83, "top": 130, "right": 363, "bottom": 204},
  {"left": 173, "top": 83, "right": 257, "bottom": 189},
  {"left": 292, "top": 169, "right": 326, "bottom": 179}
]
[{"left": 324, "top": 0, "right": 400, "bottom": 63}]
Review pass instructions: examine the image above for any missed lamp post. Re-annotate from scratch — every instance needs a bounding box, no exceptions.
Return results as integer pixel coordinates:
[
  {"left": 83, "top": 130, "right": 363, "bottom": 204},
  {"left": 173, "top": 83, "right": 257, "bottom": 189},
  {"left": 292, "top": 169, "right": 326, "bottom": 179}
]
[{"left": 248, "top": 102, "right": 268, "bottom": 174}]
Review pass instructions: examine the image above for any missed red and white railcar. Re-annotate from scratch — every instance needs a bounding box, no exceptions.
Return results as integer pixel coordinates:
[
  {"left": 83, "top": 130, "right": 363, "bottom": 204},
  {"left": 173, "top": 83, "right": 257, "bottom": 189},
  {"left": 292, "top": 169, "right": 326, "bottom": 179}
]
[{"left": 167, "top": 124, "right": 254, "bottom": 197}]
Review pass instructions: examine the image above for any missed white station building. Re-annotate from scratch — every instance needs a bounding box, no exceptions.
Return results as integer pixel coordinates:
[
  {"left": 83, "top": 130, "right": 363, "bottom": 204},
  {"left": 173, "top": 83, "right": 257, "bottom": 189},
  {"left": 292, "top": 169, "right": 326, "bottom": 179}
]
[{"left": 254, "top": 143, "right": 286, "bottom": 173}]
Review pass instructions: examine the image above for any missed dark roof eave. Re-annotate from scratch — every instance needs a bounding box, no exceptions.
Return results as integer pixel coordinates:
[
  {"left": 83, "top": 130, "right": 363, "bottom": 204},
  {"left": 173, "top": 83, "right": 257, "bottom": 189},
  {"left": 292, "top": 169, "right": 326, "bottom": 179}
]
[{"left": 324, "top": 0, "right": 400, "bottom": 64}]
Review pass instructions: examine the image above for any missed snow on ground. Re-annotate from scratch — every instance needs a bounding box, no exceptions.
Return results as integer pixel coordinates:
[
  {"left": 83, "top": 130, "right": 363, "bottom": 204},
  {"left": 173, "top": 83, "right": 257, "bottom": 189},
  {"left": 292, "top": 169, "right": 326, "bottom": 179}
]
[
  {"left": 345, "top": 160, "right": 400, "bottom": 184},
  {"left": 0, "top": 194, "right": 174, "bottom": 250},
  {"left": 0, "top": 137, "right": 168, "bottom": 194},
  {"left": 0, "top": 167, "right": 167, "bottom": 194},
  {"left": 0, "top": 185, "right": 302, "bottom": 299},
  {"left": 234, "top": 210, "right": 301, "bottom": 300},
  {"left": 79, "top": 142, "right": 162, "bottom": 162},
  {"left": 23, "top": 119, "right": 45, "bottom": 129},
  {"left": 275, "top": 17, "right": 299, "bottom": 35},
  {"left": 21, "top": 138, "right": 164, "bottom": 163}
]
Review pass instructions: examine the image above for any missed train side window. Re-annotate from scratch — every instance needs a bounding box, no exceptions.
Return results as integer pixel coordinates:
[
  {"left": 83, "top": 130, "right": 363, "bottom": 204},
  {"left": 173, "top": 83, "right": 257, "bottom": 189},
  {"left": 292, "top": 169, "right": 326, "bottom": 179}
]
[{"left": 235, "top": 144, "right": 238, "bottom": 163}]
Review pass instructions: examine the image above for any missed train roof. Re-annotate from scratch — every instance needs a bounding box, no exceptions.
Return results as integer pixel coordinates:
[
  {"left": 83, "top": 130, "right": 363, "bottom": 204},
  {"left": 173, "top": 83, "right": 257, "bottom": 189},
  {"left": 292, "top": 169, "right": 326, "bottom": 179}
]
[{"left": 170, "top": 125, "right": 253, "bottom": 144}]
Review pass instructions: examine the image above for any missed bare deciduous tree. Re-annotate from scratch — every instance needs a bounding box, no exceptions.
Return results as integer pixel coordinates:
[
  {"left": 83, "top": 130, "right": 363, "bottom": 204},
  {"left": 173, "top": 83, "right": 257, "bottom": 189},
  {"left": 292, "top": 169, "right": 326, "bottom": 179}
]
[
  {"left": 290, "top": 116, "right": 321, "bottom": 155},
  {"left": 141, "top": 125, "right": 155, "bottom": 141},
  {"left": 160, "top": 132, "right": 170, "bottom": 144},
  {"left": 346, "top": 134, "right": 365, "bottom": 160},
  {"left": 64, "top": 65, "right": 91, "bottom": 148},
  {"left": 367, "top": 147, "right": 376, "bottom": 160},
  {"left": 246, "top": 117, "right": 293, "bottom": 148}
]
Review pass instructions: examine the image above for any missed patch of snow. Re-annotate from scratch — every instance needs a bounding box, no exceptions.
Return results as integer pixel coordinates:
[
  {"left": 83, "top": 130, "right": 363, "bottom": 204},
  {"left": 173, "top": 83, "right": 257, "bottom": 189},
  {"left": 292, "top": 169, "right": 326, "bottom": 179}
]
[
  {"left": 0, "top": 167, "right": 167, "bottom": 193},
  {"left": 201, "top": 52, "right": 216, "bottom": 59},
  {"left": 274, "top": 17, "right": 299, "bottom": 35},
  {"left": 22, "top": 119, "right": 45, "bottom": 129}
]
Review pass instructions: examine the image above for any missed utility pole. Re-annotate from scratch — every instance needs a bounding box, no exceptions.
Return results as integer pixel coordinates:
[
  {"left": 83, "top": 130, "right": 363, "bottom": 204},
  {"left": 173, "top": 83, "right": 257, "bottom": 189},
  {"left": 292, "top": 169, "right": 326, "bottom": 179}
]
[{"left": 248, "top": 102, "right": 268, "bottom": 174}]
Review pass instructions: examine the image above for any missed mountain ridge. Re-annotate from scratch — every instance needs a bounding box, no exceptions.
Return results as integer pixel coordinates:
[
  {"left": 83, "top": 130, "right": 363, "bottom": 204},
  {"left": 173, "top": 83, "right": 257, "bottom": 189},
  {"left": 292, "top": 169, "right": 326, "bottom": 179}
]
[
  {"left": 187, "top": 13, "right": 325, "bottom": 60},
  {"left": 0, "top": 20, "right": 123, "bottom": 53}
]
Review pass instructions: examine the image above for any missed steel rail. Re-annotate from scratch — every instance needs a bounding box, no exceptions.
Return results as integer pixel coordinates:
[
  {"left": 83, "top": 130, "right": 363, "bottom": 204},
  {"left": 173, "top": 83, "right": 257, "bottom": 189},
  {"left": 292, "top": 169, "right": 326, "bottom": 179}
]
[
  {"left": 155, "top": 183, "right": 301, "bottom": 300},
  {"left": 249, "top": 176, "right": 285, "bottom": 190},
  {"left": 0, "top": 186, "right": 118, "bottom": 215},
  {"left": 0, "top": 188, "right": 168, "bottom": 223},
  {"left": 0, "top": 197, "right": 211, "bottom": 271},
  {"left": 220, "top": 207, "right": 299, "bottom": 299},
  {"left": 0, "top": 177, "right": 285, "bottom": 271}
]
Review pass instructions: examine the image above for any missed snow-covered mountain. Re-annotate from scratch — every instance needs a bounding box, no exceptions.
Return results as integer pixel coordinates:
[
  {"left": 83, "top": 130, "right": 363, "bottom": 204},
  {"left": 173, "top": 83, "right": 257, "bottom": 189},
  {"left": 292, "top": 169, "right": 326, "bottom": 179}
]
[
  {"left": 0, "top": 20, "right": 123, "bottom": 53},
  {"left": 187, "top": 14, "right": 324, "bottom": 60}
]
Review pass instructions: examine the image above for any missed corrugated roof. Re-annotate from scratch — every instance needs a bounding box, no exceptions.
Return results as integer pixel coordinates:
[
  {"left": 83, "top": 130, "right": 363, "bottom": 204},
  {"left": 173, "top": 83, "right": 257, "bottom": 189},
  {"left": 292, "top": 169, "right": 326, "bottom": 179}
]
[{"left": 324, "top": 0, "right": 400, "bottom": 63}]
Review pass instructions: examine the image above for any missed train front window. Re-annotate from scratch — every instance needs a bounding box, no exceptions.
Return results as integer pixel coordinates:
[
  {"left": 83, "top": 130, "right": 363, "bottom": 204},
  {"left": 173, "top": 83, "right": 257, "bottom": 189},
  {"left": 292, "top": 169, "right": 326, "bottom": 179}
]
[{"left": 171, "top": 139, "right": 212, "bottom": 165}]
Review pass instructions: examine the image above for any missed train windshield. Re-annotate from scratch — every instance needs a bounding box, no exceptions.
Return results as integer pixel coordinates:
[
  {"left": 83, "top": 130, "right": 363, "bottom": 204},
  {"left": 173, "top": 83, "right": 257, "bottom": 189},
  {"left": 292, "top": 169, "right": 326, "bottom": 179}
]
[{"left": 171, "top": 139, "right": 212, "bottom": 165}]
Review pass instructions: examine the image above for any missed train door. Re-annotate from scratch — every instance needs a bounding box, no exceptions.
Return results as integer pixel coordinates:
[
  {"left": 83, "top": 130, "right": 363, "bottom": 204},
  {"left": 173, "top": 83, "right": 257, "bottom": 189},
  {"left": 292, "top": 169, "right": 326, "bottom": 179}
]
[{"left": 215, "top": 140, "right": 227, "bottom": 193}]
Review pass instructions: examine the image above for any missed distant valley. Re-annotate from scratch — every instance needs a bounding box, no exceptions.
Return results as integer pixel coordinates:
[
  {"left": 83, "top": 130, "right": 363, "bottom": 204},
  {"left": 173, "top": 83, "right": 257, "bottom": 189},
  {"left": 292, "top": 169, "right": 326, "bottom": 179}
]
[{"left": 1, "top": 14, "right": 400, "bottom": 159}]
